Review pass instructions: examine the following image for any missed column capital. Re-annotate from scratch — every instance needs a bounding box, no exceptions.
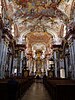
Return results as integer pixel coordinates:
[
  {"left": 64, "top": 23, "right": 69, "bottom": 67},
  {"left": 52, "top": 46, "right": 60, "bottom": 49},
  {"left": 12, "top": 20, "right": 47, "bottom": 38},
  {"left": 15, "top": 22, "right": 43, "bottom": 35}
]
[
  {"left": 52, "top": 44, "right": 62, "bottom": 52},
  {"left": 15, "top": 44, "right": 26, "bottom": 51},
  {"left": 0, "top": 16, "right": 3, "bottom": 29}
]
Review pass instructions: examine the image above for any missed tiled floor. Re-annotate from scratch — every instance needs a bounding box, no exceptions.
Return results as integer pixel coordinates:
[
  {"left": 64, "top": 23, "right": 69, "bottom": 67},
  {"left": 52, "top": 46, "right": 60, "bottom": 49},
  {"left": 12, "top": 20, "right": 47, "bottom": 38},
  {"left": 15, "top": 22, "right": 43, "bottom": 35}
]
[{"left": 22, "top": 80, "right": 52, "bottom": 100}]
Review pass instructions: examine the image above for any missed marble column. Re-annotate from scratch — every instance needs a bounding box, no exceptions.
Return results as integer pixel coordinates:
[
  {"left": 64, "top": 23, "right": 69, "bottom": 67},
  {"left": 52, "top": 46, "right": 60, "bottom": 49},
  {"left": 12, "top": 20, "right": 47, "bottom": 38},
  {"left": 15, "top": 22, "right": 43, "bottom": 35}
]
[
  {"left": 43, "top": 59, "right": 47, "bottom": 75},
  {"left": 54, "top": 51, "right": 58, "bottom": 77},
  {"left": 29, "top": 58, "right": 32, "bottom": 75},
  {"left": 46, "top": 56, "right": 50, "bottom": 70},
  {"left": 71, "top": 43, "right": 74, "bottom": 78},
  {"left": 17, "top": 50, "right": 21, "bottom": 76},
  {"left": 65, "top": 56, "right": 69, "bottom": 77},
  {"left": 9, "top": 56, "right": 12, "bottom": 77},
  {"left": 69, "top": 43, "right": 74, "bottom": 78},
  {"left": 0, "top": 0, "right": 2, "bottom": 16},
  {"left": 12, "top": 57, "right": 17, "bottom": 75},
  {"left": 73, "top": 40, "right": 75, "bottom": 78},
  {"left": 32, "top": 59, "right": 36, "bottom": 75},
  {"left": 27, "top": 58, "right": 32, "bottom": 75},
  {"left": 34, "top": 60, "right": 36, "bottom": 74},
  {"left": 0, "top": 38, "right": 8, "bottom": 78},
  {"left": 0, "top": 39, "right": 4, "bottom": 66},
  {"left": 59, "top": 58, "right": 65, "bottom": 78},
  {"left": 17, "top": 50, "right": 24, "bottom": 76},
  {"left": 20, "top": 51, "right": 23, "bottom": 74},
  {"left": 69, "top": 40, "right": 75, "bottom": 79},
  {"left": 0, "top": 39, "right": 5, "bottom": 78}
]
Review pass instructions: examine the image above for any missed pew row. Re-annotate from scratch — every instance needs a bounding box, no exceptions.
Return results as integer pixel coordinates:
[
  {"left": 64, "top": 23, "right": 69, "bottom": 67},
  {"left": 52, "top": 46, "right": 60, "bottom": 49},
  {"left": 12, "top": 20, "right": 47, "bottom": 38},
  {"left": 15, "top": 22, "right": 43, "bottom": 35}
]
[
  {"left": 0, "top": 76, "right": 34, "bottom": 100},
  {"left": 43, "top": 78, "right": 75, "bottom": 100}
]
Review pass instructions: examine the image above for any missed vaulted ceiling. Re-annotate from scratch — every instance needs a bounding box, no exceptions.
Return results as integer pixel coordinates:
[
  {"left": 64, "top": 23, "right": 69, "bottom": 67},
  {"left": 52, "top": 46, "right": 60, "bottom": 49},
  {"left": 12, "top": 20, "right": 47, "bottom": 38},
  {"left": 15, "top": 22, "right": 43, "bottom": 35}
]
[{"left": 2, "top": 0, "right": 75, "bottom": 58}]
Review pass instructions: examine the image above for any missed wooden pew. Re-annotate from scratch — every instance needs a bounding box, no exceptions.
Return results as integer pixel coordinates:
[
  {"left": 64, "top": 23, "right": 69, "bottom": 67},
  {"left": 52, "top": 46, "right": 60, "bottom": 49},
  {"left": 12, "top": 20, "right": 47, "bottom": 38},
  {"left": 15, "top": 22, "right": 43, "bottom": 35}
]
[
  {"left": 43, "top": 78, "right": 75, "bottom": 100},
  {"left": 0, "top": 76, "right": 34, "bottom": 100},
  {"left": 0, "top": 81, "right": 8, "bottom": 100}
]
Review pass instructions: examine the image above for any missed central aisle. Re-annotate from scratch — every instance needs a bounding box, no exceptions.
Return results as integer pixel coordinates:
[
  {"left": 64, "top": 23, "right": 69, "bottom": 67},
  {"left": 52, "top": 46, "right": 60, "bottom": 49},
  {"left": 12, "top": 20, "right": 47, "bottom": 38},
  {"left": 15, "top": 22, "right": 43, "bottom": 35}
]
[{"left": 22, "top": 81, "right": 52, "bottom": 100}]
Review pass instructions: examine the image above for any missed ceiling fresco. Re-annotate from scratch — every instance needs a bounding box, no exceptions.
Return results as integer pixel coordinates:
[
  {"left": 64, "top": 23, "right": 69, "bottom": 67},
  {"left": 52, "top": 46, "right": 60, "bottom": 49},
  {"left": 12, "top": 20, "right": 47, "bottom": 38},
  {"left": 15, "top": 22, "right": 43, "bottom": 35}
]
[
  {"left": 2, "top": 0, "right": 74, "bottom": 58},
  {"left": 5, "top": 0, "right": 73, "bottom": 38}
]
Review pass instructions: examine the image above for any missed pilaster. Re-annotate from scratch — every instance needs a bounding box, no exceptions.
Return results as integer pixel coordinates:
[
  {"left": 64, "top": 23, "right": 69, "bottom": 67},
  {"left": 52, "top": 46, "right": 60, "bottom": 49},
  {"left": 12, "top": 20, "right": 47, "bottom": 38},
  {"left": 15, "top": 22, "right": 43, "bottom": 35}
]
[
  {"left": 15, "top": 44, "right": 25, "bottom": 76},
  {"left": 52, "top": 45, "right": 64, "bottom": 78}
]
